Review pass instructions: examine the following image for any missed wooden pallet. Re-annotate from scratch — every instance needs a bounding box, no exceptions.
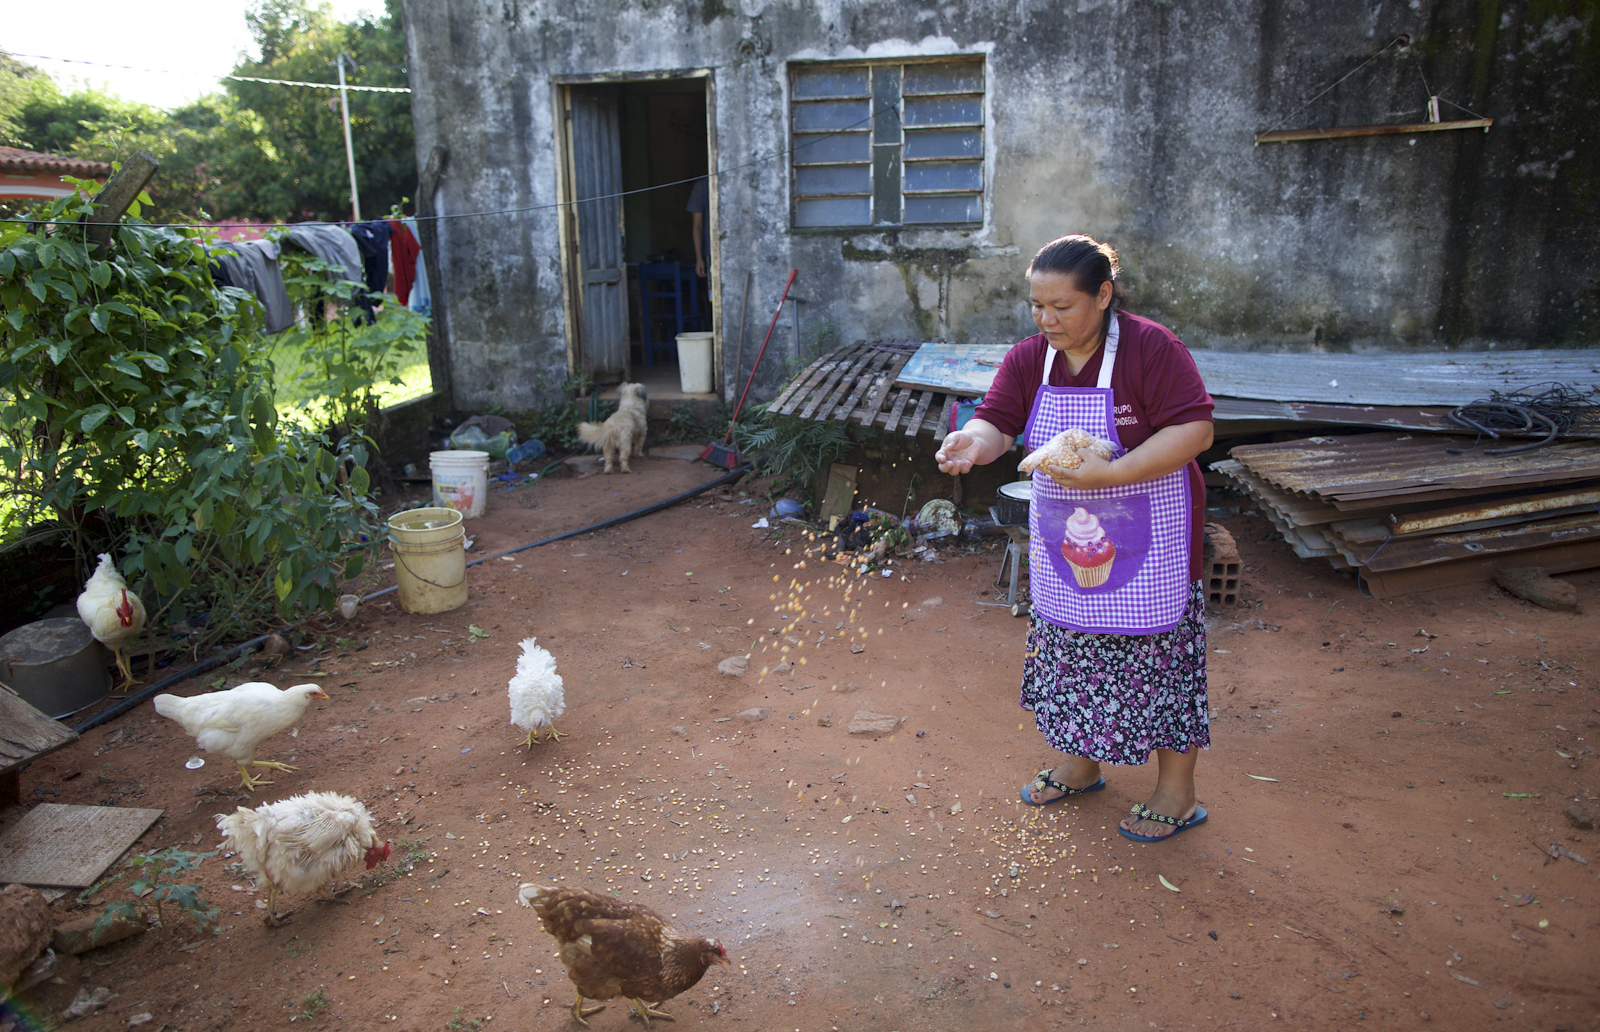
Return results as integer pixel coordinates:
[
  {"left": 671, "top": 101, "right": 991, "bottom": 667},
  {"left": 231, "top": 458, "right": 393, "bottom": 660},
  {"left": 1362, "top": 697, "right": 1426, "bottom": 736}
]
[{"left": 768, "top": 341, "right": 963, "bottom": 441}]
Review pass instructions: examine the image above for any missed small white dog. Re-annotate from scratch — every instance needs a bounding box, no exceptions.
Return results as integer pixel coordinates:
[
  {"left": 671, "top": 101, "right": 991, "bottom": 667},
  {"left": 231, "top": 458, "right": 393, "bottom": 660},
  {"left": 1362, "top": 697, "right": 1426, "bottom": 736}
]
[{"left": 577, "top": 383, "right": 649, "bottom": 474}]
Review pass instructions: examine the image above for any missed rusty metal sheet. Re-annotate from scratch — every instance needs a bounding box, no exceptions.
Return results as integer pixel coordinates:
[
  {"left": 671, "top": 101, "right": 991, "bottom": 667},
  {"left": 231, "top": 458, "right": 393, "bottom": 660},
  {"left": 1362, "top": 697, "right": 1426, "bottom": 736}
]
[
  {"left": 1386, "top": 485, "right": 1600, "bottom": 535},
  {"left": 1211, "top": 459, "right": 1344, "bottom": 527},
  {"left": 1325, "top": 512, "right": 1600, "bottom": 570},
  {"left": 1228, "top": 433, "right": 1600, "bottom": 502},
  {"left": 1359, "top": 538, "right": 1600, "bottom": 598}
]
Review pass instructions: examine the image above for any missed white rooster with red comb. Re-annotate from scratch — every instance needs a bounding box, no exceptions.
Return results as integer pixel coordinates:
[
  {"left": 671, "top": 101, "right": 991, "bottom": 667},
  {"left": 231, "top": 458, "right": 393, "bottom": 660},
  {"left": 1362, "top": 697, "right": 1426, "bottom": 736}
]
[{"left": 76, "top": 552, "right": 147, "bottom": 685}]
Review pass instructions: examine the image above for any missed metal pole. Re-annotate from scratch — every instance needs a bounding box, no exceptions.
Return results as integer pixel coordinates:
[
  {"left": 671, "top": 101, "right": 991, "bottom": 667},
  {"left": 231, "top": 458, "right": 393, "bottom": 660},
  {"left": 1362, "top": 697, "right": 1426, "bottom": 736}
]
[{"left": 336, "top": 52, "right": 361, "bottom": 221}]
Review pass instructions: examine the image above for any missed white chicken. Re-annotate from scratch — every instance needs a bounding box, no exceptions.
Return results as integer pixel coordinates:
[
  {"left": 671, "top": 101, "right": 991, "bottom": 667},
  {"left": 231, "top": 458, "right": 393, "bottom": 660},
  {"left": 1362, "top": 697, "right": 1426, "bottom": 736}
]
[
  {"left": 153, "top": 682, "right": 327, "bottom": 791},
  {"left": 216, "top": 791, "right": 391, "bottom": 927},
  {"left": 76, "top": 552, "right": 147, "bottom": 684},
  {"left": 509, "top": 637, "right": 566, "bottom": 748}
]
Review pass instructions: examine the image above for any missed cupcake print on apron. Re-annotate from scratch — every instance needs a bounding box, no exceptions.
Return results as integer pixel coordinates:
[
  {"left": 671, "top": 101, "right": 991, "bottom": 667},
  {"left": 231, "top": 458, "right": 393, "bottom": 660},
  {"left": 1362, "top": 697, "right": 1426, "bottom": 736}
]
[{"left": 1023, "top": 313, "right": 1192, "bottom": 636}]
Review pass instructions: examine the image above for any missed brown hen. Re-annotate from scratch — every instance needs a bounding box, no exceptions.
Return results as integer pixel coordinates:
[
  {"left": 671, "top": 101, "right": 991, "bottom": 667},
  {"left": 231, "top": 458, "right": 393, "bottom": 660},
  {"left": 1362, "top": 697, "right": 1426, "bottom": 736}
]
[{"left": 518, "top": 883, "right": 729, "bottom": 1026}]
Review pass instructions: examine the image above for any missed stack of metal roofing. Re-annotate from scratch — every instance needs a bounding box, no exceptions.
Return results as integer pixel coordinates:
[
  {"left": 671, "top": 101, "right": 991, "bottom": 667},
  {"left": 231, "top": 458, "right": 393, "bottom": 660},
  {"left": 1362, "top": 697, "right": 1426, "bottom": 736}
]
[{"left": 1214, "top": 432, "right": 1600, "bottom": 595}]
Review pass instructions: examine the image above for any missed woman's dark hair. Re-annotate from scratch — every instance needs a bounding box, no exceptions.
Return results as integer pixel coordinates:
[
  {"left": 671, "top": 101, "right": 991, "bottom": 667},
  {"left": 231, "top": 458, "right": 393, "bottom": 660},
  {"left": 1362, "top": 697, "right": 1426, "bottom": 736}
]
[{"left": 1027, "top": 234, "right": 1127, "bottom": 309}]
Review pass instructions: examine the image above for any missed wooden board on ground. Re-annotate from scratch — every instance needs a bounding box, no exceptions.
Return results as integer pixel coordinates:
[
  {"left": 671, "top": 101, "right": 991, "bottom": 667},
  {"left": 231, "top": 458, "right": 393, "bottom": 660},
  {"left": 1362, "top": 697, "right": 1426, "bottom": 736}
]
[
  {"left": 0, "top": 685, "right": 79, "bottom": 806},
  {"left": 819, "top": 464, "right": 858, "bottom": 525},
  {"left": 0, "top": 803, "right": 163, "bottom": 888},
  {"left": 895, "top": 343, "right": 1012, "bottom": 393}
]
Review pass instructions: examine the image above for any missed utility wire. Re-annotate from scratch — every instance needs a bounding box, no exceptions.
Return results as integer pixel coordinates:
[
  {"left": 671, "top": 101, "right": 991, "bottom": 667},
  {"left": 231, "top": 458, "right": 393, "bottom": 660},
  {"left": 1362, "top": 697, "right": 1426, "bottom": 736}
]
[
  {"left": 226, "top": 74, "right": 409, "bottom": 93},
  {"left": 0, "top": 102, "right": 894, "bottom": 230},
  {"left": 8, "top": 53, "right": 410, "bottom": 92},
  {"left": 1257, "top": 34, "right": 1412, "bottom": 136}
]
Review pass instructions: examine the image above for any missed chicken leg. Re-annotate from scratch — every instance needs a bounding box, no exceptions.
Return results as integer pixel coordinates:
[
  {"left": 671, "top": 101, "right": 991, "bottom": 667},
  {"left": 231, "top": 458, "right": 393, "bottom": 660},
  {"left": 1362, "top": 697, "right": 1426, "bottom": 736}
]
[
  {"left": 113, "top": 647, "right": 142, "bottom": 690},
  {"left": 626, "top": 998, "right": 675, "bottom": 1026},
  {"left": 569, "top": 994, "right": 606, "bottom": 1027},
  {"left": 262, "top": 883, "right": 289, "bottom": 928},
  {"left": 234, "top": 760, "right": 298, "bottom": 791},
  {"left": 543, "top": 723, "right": 568, "bottom": 743}
]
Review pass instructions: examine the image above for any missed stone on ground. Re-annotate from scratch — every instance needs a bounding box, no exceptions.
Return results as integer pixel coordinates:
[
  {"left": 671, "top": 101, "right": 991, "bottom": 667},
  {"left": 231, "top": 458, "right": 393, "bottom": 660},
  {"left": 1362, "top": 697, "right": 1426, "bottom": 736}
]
[
  {"left": 847, "top": 711, "right": 901, "bottom": 734},
  {"left": 0, "top": 884, "right": 50, "bottom": 989},
  {"left": 1495, "top": 567, "right": 1579, "bottom": 612}
]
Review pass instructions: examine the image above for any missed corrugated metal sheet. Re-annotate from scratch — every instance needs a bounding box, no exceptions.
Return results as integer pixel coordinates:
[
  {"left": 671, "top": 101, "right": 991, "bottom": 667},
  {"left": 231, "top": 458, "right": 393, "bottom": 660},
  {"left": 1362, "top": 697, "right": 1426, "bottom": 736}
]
[
  {"left": 1227, "top": 433, "right": 1600, "bottom": 503},
  {"left": 1386, "top": 486, "right": 1600, "bottom": 535},
  {"left": 1192, "top": 348, "right": 1600, "bottom": 407},
  {"left": 1216, "top": 432, "right": 1600, "bottom": 597}
]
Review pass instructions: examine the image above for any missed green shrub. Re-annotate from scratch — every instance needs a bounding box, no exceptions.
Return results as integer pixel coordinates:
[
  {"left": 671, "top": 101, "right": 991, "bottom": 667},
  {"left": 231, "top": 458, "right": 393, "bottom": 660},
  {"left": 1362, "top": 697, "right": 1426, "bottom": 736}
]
[
  {"left": 733, "top": 404, "right": 867, "bottom": 499},
  {"left": 0, "top": 185, "right": 382, "bottom": 645},
  {"left": 84, "top": 846, "right": 218, "bottom": 940},
  {"left": 268, "top": 244, "right": 429, "bottom": 435},
  {"left": 515, "top": 373, "right": 613, "bottom": 454}
]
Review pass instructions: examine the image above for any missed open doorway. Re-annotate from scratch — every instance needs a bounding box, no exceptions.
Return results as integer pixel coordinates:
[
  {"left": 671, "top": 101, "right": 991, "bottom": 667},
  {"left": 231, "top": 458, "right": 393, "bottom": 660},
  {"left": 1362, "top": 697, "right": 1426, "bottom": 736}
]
[{"left": 558, "top": 74, "right": 715, "bottom": 402}]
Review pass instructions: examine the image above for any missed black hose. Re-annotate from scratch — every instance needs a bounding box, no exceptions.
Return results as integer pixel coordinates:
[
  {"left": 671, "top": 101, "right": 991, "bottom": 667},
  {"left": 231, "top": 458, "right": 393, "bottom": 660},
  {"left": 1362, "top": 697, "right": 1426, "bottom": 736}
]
[{"left": 72, "top": 464, "right": 750, "bottom": 734}]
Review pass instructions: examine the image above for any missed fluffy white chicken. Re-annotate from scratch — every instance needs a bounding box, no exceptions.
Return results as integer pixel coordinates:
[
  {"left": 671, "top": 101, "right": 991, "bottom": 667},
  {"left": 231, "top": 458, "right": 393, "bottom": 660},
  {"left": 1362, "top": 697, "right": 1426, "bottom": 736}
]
[
  {"left": 76, "top": 552, "right": 147, "bottom": 684},
  {"left": 216, "top": 791, "right": 391, "bottom": 927},
  {"left": 154, "top": 682, "right": 327, "bottom": 791},
  {"left": 509, "top": 637, "right": 566, "bottom": 748}
]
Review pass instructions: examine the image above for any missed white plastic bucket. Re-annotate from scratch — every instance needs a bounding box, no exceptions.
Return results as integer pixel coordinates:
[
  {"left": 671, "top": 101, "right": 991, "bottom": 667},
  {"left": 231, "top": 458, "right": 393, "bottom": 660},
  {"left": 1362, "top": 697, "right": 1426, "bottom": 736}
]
[
  {"left": 676, "top": 331, "right": 714, "bottom": 394},
  {"left": 430, "top": 449, "right": 489, "bottom": 518},
  {"left": 387, "top": 507, "right": 468, "bottom": 614}
]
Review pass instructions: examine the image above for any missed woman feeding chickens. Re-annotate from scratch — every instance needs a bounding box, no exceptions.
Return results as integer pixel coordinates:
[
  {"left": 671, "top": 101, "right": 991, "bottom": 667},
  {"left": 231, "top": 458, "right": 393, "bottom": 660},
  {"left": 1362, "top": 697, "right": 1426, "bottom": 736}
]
[{"left": 935, "top": 234, "right": 1215, "bottom": 842}]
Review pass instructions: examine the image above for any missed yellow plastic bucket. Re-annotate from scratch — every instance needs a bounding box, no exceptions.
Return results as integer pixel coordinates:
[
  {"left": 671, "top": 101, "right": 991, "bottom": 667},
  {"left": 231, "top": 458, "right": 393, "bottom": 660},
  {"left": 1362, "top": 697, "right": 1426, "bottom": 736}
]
[{"left": 387, "top": 507, "right": 468, "bottom": 614}]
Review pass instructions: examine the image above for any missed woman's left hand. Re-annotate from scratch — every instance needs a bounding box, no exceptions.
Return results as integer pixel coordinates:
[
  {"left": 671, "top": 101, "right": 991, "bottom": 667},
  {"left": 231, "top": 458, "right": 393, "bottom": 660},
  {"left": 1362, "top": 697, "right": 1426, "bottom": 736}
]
[{"left": 1046, "top": 449, "right": 1119, "bottom": 490}]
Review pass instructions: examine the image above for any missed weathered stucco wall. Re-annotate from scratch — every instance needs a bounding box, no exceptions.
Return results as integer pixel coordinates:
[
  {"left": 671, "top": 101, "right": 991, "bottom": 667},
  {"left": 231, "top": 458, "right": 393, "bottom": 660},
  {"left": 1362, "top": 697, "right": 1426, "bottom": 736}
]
[{"left": 402, "top": 0, "right": 1599, "bottom": 412}]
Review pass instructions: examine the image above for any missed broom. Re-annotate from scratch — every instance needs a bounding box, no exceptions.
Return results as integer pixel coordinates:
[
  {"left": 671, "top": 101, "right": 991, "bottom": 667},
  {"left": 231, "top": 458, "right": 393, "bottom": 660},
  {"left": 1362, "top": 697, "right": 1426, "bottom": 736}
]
[{"left": 700, "top": 268, "right": 798, "bottom": 468}]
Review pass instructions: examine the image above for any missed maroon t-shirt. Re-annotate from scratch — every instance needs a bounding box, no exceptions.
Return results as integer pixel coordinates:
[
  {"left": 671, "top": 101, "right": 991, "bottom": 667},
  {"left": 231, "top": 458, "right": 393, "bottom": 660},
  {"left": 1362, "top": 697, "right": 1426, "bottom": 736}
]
[{"left": 973, "top": 310, "right": 1214, "bottom": 581}]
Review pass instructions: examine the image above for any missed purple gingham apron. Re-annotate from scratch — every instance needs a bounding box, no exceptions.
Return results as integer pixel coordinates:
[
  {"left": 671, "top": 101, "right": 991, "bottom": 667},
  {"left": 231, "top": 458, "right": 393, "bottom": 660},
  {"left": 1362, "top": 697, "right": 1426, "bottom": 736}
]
[{"left": 1023, "top": 312, "right": 1192, "bottom": 635}]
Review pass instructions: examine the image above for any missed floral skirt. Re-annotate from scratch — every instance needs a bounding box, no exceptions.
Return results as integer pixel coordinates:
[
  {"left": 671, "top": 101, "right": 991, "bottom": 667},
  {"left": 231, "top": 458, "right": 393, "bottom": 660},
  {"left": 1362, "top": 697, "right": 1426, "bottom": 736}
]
[{"left": 1019, "top": 580, "right": 1209, "bottom": 765}]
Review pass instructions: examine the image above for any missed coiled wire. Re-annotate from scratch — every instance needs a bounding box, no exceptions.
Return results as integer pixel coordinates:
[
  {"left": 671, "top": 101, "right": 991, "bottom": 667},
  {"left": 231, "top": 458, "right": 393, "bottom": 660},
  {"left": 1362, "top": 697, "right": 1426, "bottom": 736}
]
[{"left": 1446, "top": 382, "right": 1598, "bottom": 455}]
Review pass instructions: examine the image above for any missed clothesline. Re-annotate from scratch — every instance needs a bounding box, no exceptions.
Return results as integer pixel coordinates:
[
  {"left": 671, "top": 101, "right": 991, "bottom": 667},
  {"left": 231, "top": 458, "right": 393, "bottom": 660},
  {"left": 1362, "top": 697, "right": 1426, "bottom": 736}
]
[
  {"left": 0, "top": 101, "right": 896, "bottom": 230},
  {"left": 209, "top": 218, "right": 430, "bottom": 335},
  {"left": 225, "top": 75, "right": 410, "bottom": 93}
]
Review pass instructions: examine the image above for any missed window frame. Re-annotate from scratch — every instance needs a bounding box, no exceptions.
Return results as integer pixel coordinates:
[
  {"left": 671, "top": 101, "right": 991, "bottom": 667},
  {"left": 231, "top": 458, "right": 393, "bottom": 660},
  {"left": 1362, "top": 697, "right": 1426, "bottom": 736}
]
[{"left": 788, "top": 56, "right": 986, "bottom": 232}]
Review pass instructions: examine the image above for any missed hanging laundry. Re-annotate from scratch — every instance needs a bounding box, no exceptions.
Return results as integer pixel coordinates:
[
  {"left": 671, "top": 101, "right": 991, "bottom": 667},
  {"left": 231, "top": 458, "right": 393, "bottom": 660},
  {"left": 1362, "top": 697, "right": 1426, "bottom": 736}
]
[
  {"left": 389, "top": 218, "right": 420, "bottom": 304},
  {"left": 285, "top": 223, "right": 364, "bottom": 285},
  {"left": 404, "top": 216, "right": 431, "bottom": 316},
  {"left": 349, "top": 220, "right": 392, "bottom": 294},
  {"left": 210, "top": 238, "right": 295, "bottom": 334}
]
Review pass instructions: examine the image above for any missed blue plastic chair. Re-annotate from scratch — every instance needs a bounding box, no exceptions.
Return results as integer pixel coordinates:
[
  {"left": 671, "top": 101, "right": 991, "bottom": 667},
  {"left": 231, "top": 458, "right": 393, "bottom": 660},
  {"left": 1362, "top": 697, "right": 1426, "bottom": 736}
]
[{"left": 631, "top": 263, "right": 712, "bottom": 367}]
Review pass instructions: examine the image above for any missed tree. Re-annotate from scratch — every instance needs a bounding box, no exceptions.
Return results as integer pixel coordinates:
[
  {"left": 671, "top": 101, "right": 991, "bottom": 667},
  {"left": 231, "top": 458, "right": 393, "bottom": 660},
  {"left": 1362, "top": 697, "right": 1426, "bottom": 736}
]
[
  {"left": 222, "top": 0, "right": 416, "bottom": 221},
  {"left": 0, "top": 50, "right": 67, "bottom": 148},
  {"left": 0, "top": 0, "right": 417, "bottom": 225}
]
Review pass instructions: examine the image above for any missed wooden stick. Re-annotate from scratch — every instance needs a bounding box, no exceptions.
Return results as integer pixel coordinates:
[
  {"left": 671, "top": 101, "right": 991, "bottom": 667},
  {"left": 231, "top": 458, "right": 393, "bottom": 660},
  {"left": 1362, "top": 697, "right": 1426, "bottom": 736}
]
[
  {"left": 733, "top": 270, "right": 752, "bottom": 400},
  {"left": 1255, "top": 118, "right": 1491, "bottom": 145}
]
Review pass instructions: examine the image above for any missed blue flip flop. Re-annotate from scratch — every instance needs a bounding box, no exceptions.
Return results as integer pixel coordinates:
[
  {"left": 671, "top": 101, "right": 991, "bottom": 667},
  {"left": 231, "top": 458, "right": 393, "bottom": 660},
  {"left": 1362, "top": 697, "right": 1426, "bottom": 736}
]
[
  {"left": 1117, "top": 802, "right": 1208, "bottom": 842},
  {"left": 1020, "top": 769, "right": 1107, "bottom": 806}
]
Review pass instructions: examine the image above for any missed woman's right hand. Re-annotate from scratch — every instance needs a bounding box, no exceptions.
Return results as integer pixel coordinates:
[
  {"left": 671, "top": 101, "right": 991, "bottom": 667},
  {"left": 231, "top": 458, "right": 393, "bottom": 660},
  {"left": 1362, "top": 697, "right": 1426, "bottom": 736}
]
[{"left": 936, "top": 430, "right": 982, "bottom": 474}]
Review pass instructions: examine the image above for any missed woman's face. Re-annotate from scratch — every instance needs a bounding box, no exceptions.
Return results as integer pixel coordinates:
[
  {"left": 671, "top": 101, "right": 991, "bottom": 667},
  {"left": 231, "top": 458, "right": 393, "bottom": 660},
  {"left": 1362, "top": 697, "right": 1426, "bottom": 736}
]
[{"left": 1030, "top": 271, "right": 1113, "bottom": 353}]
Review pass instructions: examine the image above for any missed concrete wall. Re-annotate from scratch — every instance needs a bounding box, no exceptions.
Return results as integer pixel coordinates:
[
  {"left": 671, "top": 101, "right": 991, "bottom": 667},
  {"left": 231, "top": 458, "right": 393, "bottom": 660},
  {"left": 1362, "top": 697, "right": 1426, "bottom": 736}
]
[{"left": 401, "top": 0, "right": 1600, "bottom": 412}]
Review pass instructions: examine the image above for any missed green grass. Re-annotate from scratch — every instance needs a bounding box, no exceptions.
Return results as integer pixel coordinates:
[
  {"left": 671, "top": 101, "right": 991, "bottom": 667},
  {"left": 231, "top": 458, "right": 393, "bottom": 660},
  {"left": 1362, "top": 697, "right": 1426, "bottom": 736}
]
[
  {"left": 267, "top": 335, "right": 433, "bottom": 426},
  {"left": 300, "top": 988, "right": 329, "bottom": 1018}
]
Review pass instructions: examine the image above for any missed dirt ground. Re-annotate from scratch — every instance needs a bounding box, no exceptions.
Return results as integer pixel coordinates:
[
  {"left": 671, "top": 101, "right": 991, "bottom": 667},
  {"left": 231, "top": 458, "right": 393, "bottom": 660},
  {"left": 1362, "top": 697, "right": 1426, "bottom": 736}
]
[{"left": 6, "top": 453, "right": 1598, "bottom": 1032}]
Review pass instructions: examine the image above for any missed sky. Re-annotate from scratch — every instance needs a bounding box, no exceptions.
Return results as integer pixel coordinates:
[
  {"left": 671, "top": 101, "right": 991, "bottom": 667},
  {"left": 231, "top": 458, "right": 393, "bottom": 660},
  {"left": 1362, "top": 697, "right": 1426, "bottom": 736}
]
[{"left": 4, "top": 0, "right": 382, "bottom": 111}]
